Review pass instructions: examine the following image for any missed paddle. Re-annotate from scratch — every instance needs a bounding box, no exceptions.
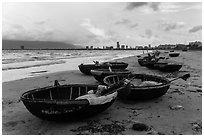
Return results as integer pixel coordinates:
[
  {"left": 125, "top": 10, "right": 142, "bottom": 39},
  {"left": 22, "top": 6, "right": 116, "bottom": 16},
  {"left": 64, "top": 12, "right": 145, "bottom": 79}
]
[{"left": 169, "top": 73, "right": 190, "bottom": 82}]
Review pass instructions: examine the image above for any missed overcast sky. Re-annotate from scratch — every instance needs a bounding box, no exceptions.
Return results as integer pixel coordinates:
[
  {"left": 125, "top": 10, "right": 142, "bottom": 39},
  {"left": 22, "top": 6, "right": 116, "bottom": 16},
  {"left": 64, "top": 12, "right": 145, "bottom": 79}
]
[{"left": 2, "top": 2, "right": 202, "bottom": 47}]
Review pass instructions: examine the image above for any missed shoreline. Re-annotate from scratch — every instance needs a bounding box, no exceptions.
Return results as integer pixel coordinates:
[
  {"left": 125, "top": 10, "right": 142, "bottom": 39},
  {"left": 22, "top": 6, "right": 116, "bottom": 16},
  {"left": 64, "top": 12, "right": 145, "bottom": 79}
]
[
  {"left": 2, "top": 50, "right": 202, "bottom": 135},
  {"left": 2, "top": 50, "right": 144, "bottom": 82}
]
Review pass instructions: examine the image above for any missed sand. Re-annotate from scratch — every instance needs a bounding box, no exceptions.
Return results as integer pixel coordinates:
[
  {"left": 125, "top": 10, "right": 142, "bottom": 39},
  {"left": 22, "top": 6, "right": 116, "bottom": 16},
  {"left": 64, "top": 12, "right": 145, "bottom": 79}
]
[{"left": 2, "top": 50, "right": 202, "bottom": 135}]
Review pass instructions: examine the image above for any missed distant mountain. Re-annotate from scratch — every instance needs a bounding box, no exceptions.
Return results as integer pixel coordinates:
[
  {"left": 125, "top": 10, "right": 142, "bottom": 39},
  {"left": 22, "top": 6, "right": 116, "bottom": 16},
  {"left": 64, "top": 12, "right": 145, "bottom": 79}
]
[{"left": 2, "top": 40, "right": 82, "bottom": 49}]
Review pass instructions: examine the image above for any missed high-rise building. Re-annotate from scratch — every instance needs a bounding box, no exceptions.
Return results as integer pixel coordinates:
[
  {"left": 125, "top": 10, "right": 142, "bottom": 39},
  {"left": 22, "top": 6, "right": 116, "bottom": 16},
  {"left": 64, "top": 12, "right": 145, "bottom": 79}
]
[
  {"left": 20, "top": 45, "right": 24, "bottom": 50},
  {"left": 121, "top": 45, "right": 125, "bottom": 49},
  {"left": 117, "top": 42, "right": 120, "bottom": 49}
]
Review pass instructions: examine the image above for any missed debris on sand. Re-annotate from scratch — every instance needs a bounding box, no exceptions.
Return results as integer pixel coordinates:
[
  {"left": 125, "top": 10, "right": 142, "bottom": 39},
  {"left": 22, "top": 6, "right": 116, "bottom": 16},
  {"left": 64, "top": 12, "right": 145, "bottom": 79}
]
[
  {"left": 169, "top": 105, "right": 184, "bottom": 110},
  {"left": 146, "top": 129, "right": 166, "bottom": 135},
  {"left": 187, "top": 86, "right": 202, "bottom": 93},
  {"left": 170, "top": 89, "right": 185, "bottom": 95},
  {"left": 132, "top": 121, "right": 150, "bottom": 131},
  {"left": 191, "top": 121, "right": 202, "bottom": 132},
  {"left": 70, "top": 120, "right": 125, "bottom": 135}
]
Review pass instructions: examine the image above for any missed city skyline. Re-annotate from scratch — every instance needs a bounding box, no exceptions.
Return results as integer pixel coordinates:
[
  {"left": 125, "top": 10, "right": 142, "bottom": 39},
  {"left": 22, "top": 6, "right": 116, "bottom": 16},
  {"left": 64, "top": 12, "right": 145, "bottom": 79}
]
[{"left": 3, "top": 2, "right": 202, "bottom": 47}]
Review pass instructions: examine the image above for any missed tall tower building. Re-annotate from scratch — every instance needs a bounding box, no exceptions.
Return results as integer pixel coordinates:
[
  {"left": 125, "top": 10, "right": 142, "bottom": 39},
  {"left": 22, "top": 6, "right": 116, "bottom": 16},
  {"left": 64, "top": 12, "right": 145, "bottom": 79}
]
[{"left": 117, "top": 42, "right": 120, "bottom": 49}]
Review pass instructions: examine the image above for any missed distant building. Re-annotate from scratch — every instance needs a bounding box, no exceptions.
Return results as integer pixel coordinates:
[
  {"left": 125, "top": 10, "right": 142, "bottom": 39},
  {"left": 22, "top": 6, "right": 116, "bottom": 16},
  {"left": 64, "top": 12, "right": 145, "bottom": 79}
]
[
  {"left": 157, "top": 44, "right": 175, "bottom": 50},
  {"left": 105, "top": 46, "right": 113, "bottom": 50},
  {"left": 117, "top": 42, "right": 120, "bottom": 49},
  {"left": 144, "top": 46, "right": 148, "bottom": 50},
  {"left": 135, "top": 46, "right": 143, "bottom": 50},
  {"left": 20, "top": 45, "right": 24, "bottom": 50},
  {"left": 189, "top": 41, "right": 202, "bottom": 50},
  {"left": 121, "top": 45, "right": 125, "bottom": 49}
]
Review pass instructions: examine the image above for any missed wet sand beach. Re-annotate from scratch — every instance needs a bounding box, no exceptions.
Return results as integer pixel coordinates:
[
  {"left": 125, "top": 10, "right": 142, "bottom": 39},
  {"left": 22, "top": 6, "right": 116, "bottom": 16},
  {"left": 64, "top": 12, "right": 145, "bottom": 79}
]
[{"left": 2, "top": 50, "right": 202, "bottom": 135}]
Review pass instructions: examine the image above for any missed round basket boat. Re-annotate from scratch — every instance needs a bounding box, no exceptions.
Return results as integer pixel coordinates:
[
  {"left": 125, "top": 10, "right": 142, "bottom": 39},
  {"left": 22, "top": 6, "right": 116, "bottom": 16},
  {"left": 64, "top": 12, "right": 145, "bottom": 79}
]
[
  {"left": 101, "top": 62, "right": 128, "bottom": 69},
  {"left": 138, "top": 56, "right": 150, "bottom": 66},
  {"left": 152, "top": 62, "right": 168, "bottom": 69},
  {"left": 21, "top": 83, "right": 119, "bottom": 121},
  {"left": 78, "top": 62, "right": 128, "bottom": 75},
  {"left": 169, "top": 52, "right": 180, "bottom": 57},
  {"left": 144, "top": 61, "right": 160, "bottom": 69},
  {"left": 138, "top": 58, "right": 146, "bottom": 66},
  {"left": 91, "top": 69, "right": 131, "bottom": 84},
  {"left": 157, "top": 63, "right": 182, "bottom": 72},
  {"left": 104, "top": 74, "right": 170, "bottom": 100},
  {"left": 78, "top": 64, "right": 100, "bottom": 75}
]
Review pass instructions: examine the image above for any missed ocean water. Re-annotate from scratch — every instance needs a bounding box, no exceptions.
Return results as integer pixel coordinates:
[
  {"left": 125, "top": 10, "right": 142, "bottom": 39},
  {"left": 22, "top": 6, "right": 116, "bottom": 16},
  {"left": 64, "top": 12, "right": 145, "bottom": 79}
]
[{"left": 2, "top": 50, "right": 146, "bottom": 82}]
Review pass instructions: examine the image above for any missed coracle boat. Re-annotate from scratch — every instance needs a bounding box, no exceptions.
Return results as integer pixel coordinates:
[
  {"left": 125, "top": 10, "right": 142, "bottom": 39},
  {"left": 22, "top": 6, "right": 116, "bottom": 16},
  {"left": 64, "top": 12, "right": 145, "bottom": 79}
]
[
  {"left": 20, "top": 81, "right": 120, "bottom": 121},
  {"left": 157, "top": 63, "right": 182, "bottom": 72},
  {"left": 138, "top": 58, "right": 146, "bottom": 66},
  {"left": 145, "top": 62, "right": 168, "bottom": 70},
  {"left": 104, "top": 74, "right": 171, "bottom": 100},
  {"left": 169, "top": 52, "right": 180, "bottom": 57},
  {"left": 137, "top": 56, "right": 151, "bottom": 66},
  {"left": 78, "top": 61, "right": 128, "bottom": 75},
  {"left": 91, "top": 69, "right": 131, "bottom": 84}
]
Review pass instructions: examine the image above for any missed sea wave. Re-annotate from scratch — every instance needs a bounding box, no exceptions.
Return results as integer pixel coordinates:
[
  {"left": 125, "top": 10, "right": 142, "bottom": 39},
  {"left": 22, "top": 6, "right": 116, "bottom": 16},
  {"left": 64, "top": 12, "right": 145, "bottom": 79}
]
[{"left": 2, "top": 60, "right": 66, "bottom": 70}]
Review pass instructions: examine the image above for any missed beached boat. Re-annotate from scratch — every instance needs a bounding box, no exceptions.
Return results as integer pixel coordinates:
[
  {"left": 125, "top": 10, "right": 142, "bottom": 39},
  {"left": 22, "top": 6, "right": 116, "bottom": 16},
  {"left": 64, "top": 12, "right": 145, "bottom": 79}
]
[
  {"left": 21, "top": 81, "right": 119, "bottom": 121},
  {"left": 91, "top": 69, "right": 131, "bottom": 84},
  {"left": 78, "top": 62, "right": 128, "bottom": 75},
  {"left": 104, "top": 74, "right": 171, "bottom": 100},
  {"left": 137, "top": 56, "right": 151, "bottom": 66},
  {"left": 138, "top": 58, "right": 146, "bottom": 66},
  {"left": 169, "top": 52, "right": 180, "bottom": 57},
  {"left": 145, "top": 62, "right": 168, "bottom": 70},
  {"left": 157, "top": 63, "right": 182, "bottom": 72}
]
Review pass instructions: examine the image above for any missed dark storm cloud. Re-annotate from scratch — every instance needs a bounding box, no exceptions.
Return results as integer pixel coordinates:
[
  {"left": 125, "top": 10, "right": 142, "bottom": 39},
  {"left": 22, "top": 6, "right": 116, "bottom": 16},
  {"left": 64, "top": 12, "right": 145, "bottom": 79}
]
[
  {"left": 161, "top": 22, "right": 185, "bottom": 31},
  {"left": 149, "top": 2, "right": 160, "bottom": 11},
  {"left": 129, "top": 23, "right": 138, "bottom": 28},
  {"left": 125, "top": 2, "right": 160, "bottom": 11},
  {"left": 125, "top": 2, "right": 147, "bottom": 10},
  {"left": 189, "top": 25, "right": 202, "bottom": 33},
  {"left": 115, "top": 19, "right": 130, "bottom": 24}
]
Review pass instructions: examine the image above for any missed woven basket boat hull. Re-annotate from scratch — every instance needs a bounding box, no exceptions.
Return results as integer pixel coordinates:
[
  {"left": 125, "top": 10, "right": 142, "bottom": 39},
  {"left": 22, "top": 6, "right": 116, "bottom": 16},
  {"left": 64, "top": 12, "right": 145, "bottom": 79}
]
[
  {"left": 104, "top": 74, "right": 170, "bottom": 100},
  {"left": 78, "top": 62, "right": 128, "bottom": 75},
  {"left": 158, "top": 64, "right": 182, "bottom": 72},
  {"left": 21, "top": 84, "right": 117, "bottom": 121},
  {"left": 91, "top": 69, "right": 131, "bottom": 84},
  {"left": 169, "top": 53, "right": 180, "bottom": 57},
  {"left": 138, "top": 58, "right": 146, "bottom": 66}
]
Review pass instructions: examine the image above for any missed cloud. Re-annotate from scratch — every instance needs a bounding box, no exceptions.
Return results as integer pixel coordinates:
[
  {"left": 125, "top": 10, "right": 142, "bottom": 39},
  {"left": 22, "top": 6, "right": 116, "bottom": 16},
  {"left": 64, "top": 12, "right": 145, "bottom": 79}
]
[
  {"left": 189, "top": 25, "right": 202, "bottom": 33},
  {"left": 129, "top": 23, "right": 138, "bottom": 28},
  {"left": 115, "top": 19, "right": 130, "bottom": 24},
  {"left": 125, "top": 2, "right": 147, "bottom": 10},
  {"left": 125, "top": 2, "right": 160, "bottom": 11},
  {"left": 159, "top": 3, "right": 202, "bottom": 13},
  {"left": 149, "top": 2, "right": 160, "bottom": 11},
  {"left": 145, "top": 29, "right": 153, "bottom": 39},
  {"left": 81, "top": 18, "right": 111, "bottom": 39},
  {"left": 160, "top": 21, "right": 185, "bottom": 31}
]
